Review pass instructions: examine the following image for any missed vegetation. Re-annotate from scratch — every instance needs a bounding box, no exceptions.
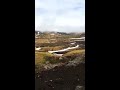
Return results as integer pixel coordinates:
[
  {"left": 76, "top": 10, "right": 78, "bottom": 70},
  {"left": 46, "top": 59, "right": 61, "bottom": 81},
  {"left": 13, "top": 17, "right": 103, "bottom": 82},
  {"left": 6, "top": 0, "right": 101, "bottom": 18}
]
[
  {"left": 35, "top": 31, "right": 85, "bottom": 90},
  {"left": 35, "top": 52, "right": 53, "bottom": 65},
  {"left": 64, "top": 49, "right": 85, "bottom": 57},
  {"left": 35, "top": 49, "right": 85, "bottom": 66},
  {"left": 41, "top": 46, "right": 64, "bottom": 51},
  {"left": 35, "top": 31, "right": 85, "bottom": 72},
  {"left": 35, "top": 39, "right": 50, "bottom": 43}
]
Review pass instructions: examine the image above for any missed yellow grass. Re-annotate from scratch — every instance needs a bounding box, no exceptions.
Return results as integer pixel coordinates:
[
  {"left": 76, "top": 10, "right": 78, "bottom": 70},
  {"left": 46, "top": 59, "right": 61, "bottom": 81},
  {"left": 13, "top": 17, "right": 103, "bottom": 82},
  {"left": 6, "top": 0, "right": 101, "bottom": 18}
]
[
  {"left": 35, "top": 39, "right": 50, "bottom": 43},
  {"left": 42, "top": 46, "right": 63, "bottom": 51},
  {"left": 35, "top": 52, "right": 53, "bottom": 65},
  {"left": 64, "top": 49, "right": 85, "bottom": 56},
  {"left": 35, "top": 49, "right": 85, "bottom": 66}
]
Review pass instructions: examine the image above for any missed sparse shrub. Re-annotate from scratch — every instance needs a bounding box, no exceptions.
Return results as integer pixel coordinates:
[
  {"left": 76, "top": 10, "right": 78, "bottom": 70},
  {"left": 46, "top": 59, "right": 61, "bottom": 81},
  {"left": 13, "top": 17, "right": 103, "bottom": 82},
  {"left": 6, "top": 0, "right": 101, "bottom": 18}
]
[
  {"left": 63, "top": 50, "right": 85, "bottom": 61},
  {"left": 44, "top": 55, "right": 61, "bottom": 64}
]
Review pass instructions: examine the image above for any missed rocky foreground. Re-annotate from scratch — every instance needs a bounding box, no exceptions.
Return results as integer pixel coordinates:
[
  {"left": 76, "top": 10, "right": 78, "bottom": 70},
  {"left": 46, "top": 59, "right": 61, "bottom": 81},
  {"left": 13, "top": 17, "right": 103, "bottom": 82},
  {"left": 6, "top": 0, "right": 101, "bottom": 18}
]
[{"left": 35, "top": 54, "right": 85, "bottom": 90}]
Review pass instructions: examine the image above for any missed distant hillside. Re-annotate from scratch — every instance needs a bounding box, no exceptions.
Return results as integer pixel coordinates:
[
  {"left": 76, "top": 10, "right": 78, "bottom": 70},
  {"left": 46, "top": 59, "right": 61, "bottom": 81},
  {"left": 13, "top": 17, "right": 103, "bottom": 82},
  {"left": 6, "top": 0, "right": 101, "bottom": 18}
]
[
  {"left": 35, "top": 30, "right": 85, "bottom": 40},
  {"left": 80, "top": 32, "right": 85, "bottom": 37},
  {"left": 35, "top": 31, "right": 41, "bottom": 34},
  {"left": 56, "top": 32, "right": 69, "bottom": 35}
]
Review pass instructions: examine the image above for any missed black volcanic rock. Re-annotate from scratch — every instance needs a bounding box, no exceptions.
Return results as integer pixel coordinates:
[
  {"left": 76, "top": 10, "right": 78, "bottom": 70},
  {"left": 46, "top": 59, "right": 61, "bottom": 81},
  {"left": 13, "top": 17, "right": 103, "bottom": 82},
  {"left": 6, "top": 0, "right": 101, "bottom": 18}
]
[{"left": 35, "top": 62, "right": 85, "bottom": 90}]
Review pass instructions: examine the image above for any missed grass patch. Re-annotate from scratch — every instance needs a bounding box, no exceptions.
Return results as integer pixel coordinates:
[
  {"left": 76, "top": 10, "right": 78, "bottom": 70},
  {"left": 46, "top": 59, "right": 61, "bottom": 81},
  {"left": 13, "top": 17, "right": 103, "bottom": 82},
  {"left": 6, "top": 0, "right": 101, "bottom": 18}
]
[
  {"left": 35, "top": 52, "right": 53, "bottom": 65},
  {"left": 35, "top": 51, "right": 62, "bottom": 65},
  {"left": 35, "top": 49, "right": 85, "bottom": 71},
  {"left": 64, "top": 49, "right": 85, "bottom": 56},
  {"left": 62, "top": 49, "right": 85, "bottom": 61},
  {"left": 35, "top": 49, "right": 85, "bottom": 65},
  {"left": 41, "top": 46, "right": 64, "bottom": 51},
  {"left": 35, "top": 39, "right": 50, "bottom": 43}
]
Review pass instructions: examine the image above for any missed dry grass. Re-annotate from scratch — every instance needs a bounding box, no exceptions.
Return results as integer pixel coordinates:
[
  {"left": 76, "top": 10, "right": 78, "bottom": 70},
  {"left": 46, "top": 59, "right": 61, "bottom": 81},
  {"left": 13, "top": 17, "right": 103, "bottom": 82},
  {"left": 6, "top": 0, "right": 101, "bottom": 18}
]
[
  {"left": 35, "top": 39, "right": 50, "bottom": 43},
  {"left": 64, "top": 49, "right": 85, "bottom": 56},
  {"left": 41, "top": 46, "right": 63, "bottom": 51},
  {"left": 35, "top": 52, "right": 53, "bottom": 65},
  {"left": 35, "top": 49, "right": 85, "bottom": 65}
]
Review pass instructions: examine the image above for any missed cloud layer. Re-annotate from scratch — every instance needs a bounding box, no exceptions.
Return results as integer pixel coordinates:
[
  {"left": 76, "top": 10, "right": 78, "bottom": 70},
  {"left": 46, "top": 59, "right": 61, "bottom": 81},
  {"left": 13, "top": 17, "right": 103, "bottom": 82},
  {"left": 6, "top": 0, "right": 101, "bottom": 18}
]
[{"left": 35, "top": 0, "right": 85, "bottom": 32}]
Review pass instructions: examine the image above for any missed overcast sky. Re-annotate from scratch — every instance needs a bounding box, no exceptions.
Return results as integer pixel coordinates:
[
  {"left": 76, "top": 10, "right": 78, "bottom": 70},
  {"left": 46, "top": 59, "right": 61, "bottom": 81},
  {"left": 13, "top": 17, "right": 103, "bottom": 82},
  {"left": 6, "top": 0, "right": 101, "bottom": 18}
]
[{"left": 35, "top": 0, "right": 85, "bottom": 32}]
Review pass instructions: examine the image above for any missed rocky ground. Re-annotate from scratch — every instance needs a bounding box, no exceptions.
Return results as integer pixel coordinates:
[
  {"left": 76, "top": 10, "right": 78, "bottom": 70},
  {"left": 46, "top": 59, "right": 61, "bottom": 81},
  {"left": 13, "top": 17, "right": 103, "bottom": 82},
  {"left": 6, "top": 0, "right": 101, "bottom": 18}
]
[{"left": 35, "top": 55, "right": 85, "bottom": 90}]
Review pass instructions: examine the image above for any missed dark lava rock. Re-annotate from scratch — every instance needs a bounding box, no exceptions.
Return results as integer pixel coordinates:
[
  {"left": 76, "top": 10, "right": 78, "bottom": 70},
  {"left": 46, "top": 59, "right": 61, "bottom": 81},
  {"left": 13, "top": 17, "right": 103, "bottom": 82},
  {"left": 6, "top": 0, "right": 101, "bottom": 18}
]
[{"left": 35, "top": 62, "right": 85, "bottom": 90}]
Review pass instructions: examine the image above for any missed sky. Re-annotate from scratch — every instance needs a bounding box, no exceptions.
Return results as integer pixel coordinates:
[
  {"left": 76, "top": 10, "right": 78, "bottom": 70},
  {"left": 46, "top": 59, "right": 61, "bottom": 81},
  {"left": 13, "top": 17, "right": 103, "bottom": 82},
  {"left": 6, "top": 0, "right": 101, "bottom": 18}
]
[{"left": 35, "top": 0, "right": 85, "bottom": 32}]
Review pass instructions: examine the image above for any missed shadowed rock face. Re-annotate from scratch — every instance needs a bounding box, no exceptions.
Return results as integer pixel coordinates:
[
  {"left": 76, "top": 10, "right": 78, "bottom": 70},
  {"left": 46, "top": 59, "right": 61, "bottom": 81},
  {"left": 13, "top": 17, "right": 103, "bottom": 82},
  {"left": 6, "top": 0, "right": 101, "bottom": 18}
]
[{"left": 35, "top": 62, "right": 85, "bottom": 90}]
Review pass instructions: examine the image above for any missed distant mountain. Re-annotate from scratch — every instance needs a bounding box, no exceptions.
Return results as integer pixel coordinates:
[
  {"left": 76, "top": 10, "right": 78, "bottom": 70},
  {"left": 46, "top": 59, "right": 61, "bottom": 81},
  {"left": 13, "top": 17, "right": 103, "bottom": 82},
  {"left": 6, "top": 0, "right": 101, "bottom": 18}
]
[
  {"left": 35, "top": 25, "right": 85, "bottom": 33},
  {"left": 56, "top": 32, "right": 68, "bottom": 35},
  {"left": 35, "top": 30, "right": 85, "bottom": 36},
  {"left": 80, "top": 32, "right": 85, "bottom": 37}
]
